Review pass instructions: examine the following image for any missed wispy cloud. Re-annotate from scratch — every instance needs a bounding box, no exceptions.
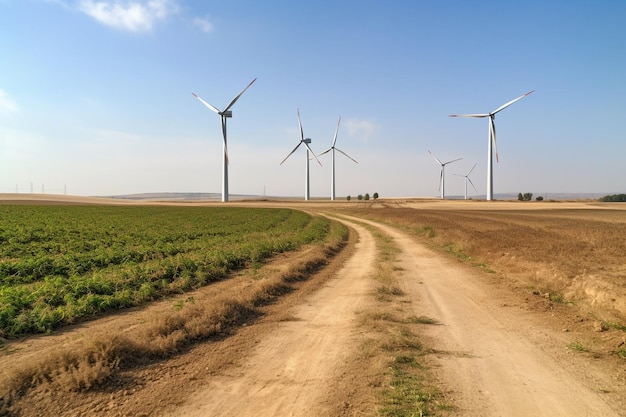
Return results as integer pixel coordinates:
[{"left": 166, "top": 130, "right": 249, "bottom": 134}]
[
  {"left": 77, "top": 0, "right": 179, "bottom": 32},
  {"left": 343, "top": 118, "right": 380, "bottom": 141},
  {"left": 193, "top": 16, "right": 214, "bottom": 33},
  {"left": 0, "top": 89, "right": 18, "bottom": 115}
]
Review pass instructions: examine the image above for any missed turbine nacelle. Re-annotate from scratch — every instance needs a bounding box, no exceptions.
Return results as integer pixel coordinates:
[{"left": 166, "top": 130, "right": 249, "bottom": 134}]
[{"left": 220, "top": 110, "right": 233, "bottom": 118}]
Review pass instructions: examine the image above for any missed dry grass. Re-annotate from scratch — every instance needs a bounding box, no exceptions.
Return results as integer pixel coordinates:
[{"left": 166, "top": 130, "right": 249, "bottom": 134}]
[{"left": 339, "top": 206, "right": 626, "bottom": 326}]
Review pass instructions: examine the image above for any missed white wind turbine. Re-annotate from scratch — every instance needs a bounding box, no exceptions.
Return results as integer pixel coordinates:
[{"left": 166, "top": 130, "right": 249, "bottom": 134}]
[
  {"left": 428, "top": 150, "right": 462, "bottom": 200},
  {"left": 280, "top": 109, "right": 322, "bottom": 200},
  {"left": 317, "top": 117, "right": 358, "bottom": 201},
  {"left": 449, "top": 90, "right": 534, "bottom": 201},
  {"left": 454, "top": 163, "right": 478, "bottom": 200},
  {"left": 192, "top": 78, "right": 257, "bottom": 202}
]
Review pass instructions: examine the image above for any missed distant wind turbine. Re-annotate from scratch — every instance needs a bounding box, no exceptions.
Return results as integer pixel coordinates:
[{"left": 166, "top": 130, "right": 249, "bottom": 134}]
[
  {"left": 317, "top": 117, "right": 358, "bottom": 201},
  {"left": 192, "top": 78, "right": 257, "bottom": 202},
  {"left": 428, "top": 150, "right": 462, "bottom": 199},
  {"left": 454, "top": 163, "right": 478, "bottom": 200},
  {"left": 280, "top": 109, "right": 322, "bottom": 200},
  {"left": 449, "top": 90, "right": 534, "bottom": 201}
]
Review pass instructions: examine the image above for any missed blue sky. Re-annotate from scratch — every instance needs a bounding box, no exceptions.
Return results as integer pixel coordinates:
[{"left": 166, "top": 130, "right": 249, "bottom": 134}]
[{"left": 1, "top": 0, "right": 625, "bottom": 198}]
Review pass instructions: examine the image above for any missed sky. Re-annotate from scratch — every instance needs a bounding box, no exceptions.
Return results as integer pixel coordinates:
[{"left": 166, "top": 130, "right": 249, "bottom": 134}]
[{"left": 1, "top": 0, "right": 625, "bottom": 199}]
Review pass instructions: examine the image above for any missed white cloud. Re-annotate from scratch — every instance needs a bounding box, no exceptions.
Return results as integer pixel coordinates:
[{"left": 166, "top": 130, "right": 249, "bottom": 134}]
[
  {"left": 193, "top": 16, "right": 214, "bottom": 33},
  {"left": 343, "top": 118, "right": 380, "bottom": 141},
  {"left": 77, "top": 0, "right": 179, "bottom": 32},
  {"left": 0, "top": 89, "right": 18, "bottom": 115}
]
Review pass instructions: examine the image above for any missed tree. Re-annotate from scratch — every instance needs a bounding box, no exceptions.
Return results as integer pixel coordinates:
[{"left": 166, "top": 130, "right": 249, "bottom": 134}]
[
  {"left": 357, "top": 194, "right": 363, "bottom": 201},
  {"left": 518, "top": 193, "right": 524, "bottom": 201},
  {"left": 346, "top": 195, "right": 351, "bottom": 201},
  {"left": 373, "top": 192, "right": 379, "bottom": 200},
  {"left": 523, "top": 192, "right": 533, "bottom": 201},
  {"left": 536, "top": 196, "right": 544, "bottom": 201},
  {"left": 364, "top": 193, "right": 370, "bottom": 200}
]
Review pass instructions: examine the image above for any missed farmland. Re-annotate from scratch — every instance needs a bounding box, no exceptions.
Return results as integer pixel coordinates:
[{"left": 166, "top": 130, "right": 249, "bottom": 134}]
[
  {"left": 2, "top": 197, "right": 626, "bottom": 416},
  {"left": 0, "top": 205, "right": 339, "bottom": 336}
]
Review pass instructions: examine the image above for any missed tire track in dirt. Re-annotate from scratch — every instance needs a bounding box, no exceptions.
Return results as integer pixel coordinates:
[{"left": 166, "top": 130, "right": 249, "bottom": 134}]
[
  {"left": 166, "top": 219, "right": 377, "bottom": 417},
  {"left": 341, "top": 214, "right": 622, "bottom": 417}
]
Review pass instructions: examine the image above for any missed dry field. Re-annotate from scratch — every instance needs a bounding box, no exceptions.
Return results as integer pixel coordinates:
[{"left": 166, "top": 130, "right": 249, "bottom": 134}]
[
  {"left": 334, "top": 199, "right": 626, "bottom": 325},
  {"left": 1, "top": 195, "right": 625, "bottom": 416}
]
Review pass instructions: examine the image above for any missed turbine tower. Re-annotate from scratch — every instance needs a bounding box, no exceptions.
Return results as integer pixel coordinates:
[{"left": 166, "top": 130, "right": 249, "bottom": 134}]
[
  {"left": 280, "top": 109, "right": 322, "bottom": 200},
  {"left": 192, "top": 78, "right": 257, "bottom": 202},
  {"left": 317, "top": 117, "right": 358, "bottom": 201},
  {"left": 449, "top": 90, "right": 534, "bottom": 201},
  {"left": 454, "top": 163, "right": 478, "bottom": 200},
  {"left": 428, "top": 150, "right": 462, "bottom": 199}
]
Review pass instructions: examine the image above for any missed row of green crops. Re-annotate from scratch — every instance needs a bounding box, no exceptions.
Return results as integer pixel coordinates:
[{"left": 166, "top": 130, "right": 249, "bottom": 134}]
[{"left": 0, "top": 205, "right": 336, "bottom": 336}]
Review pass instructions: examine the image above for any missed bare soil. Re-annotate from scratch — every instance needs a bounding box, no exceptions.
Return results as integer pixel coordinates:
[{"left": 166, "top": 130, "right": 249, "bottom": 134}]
[{"left": 1, "top": 197, "right": 625, "bottom": 416}]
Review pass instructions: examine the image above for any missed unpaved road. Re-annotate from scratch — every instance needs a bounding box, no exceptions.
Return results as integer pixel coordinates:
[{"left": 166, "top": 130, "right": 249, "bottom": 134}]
[
  {"left": 166, "top": 219, "right": 377, "bottom": 416},
  {"left": 164, "top": 213, "right": 623, "bottom": 416},
  {"left": 343, "top": 215, "right": 623, "bottom": 416}
]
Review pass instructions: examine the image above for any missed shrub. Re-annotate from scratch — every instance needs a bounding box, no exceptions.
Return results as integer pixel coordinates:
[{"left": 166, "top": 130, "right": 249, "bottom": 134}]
[
  {"left": 346, "top": 195, "right": 351, "bottom": 201},
  {"left": 599, "top": 194, "right": 626, "bottom": 202},
  {"left": 373, "top": 192, "right": 379, "bottom": 200},
  {"left": 364, "top": 193, "right": 370, "bottom": 201},
  {"left": 536, "top": 196, "right": 544, "bottom": 201},
  {"left": 358, "top": 194, "right": 363, "bottom": 201}
]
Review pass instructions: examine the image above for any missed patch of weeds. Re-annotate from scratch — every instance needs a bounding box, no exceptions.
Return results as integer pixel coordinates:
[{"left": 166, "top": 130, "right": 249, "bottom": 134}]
[
  {"left": 567, "top": 341, "right": 589, "bottom": 352},
  {"left": 415, "top": 225, "right": 436, "bottom": 238},
  {"left": 172, "top": 296, "right": 195, "bottom": 311},
  {"left": 380, "top": 361, "right": 443, "bottom": 417},
  {"left": 443, "top": 242, "right": 471, "bottom": 261},
  {"left": 617, "top": 346, "right": 626, "bottom": 359},
  {"left": 408, "top": 316, "right": 441, "bottom": 325},
  {"left": 603, "top": 321, "right": 626, "bottom": 332},
  {"left": 383, "top": 326, "right": 422, "bottom": 351},
  {"left": 548, "top": 292, "right": 565, "bottom": 303},
  {"left": 375, "top": 285, "right": 405, "bottom": 302}
]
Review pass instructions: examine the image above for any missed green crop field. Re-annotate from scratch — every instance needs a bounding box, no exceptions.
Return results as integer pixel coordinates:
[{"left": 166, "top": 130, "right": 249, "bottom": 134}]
[{"left": 0, "top": 205, "right": 335, "bottom": 337}]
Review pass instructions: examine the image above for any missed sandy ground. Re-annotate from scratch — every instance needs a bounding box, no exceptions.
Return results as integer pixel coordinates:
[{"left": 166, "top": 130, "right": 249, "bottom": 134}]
[{"left": 2, "top": 196, "right": 625, "bottom": 416}]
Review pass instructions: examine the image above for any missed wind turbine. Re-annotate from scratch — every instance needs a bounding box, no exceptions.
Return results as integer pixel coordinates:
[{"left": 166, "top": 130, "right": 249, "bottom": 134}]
[
  {"left": 317, "top": 117, "right": 358, "bottom": 201},
  {"left": 192, "top": 78, "right": 257, "bottom": 202},
  {"left": 280, "top": 109, "right": 322, "bottom": 200},
  {"left": 454, "top": 163, "right": 478, "bottom": 200},
  {"left": 428, "top": 150, "right": 462, "bottom": 199},
  {"left": 449, "top": 90, "right": 534, "bottom": 201}
]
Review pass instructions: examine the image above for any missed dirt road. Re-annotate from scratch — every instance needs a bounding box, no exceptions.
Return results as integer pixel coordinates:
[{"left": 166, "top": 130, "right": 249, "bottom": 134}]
[
  {"left": 340, "top": 215, "right": 623, "bottom": 416},
  {"left": 161, "top": 213, "right": 623, "bottom": 416},
  {"left": 165, "top": 220, "right": 377, "bottom": 416}
]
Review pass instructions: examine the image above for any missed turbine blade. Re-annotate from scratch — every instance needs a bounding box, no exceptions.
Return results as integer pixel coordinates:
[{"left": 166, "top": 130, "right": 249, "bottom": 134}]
[
  {"left": 468, "top": 176, "right": 478, "bottom": 192},
  {"left": 304, "top": 141, "right": 323, "bottom": 166},
  {"left": 444, "top": 157, "right": 463, "bottom": 165},
  {"left": 438, "top": 168, "right": 443, "bottom": 191},
  {"left": 335, "top": 147, "right": 358, "bottom": 163},
  {"left": 489, "top": 117, "right": 499, "bottom": 163},
  {"left": 428, "top": 150, "right": 443, "bottom": 165},
  {"left": 491, "top": 90, "right": 535, "bottom": 115},
  {"left": 332, "top": 116, "right": 341, "bottom": 147},
  {"left": 223, "top": 78, "right": 257, "bottom": 112},
  {"left": 449, "top": 113, "right": 489, "bottom": 118},
  {"left": 317, "top": 148, "right": 333, "bottom": 157},
  {"left": 297, "top": 108, "right": 304, "bottom": 141},
  {"left": 467, "top": 162, "right": 477, "bottom": 175},
  {"left": 192, "top": 93, "right": 220, "bottom": 114},
  {"left": 280, "top": 142, "right": 302, "bottom": 165}
]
